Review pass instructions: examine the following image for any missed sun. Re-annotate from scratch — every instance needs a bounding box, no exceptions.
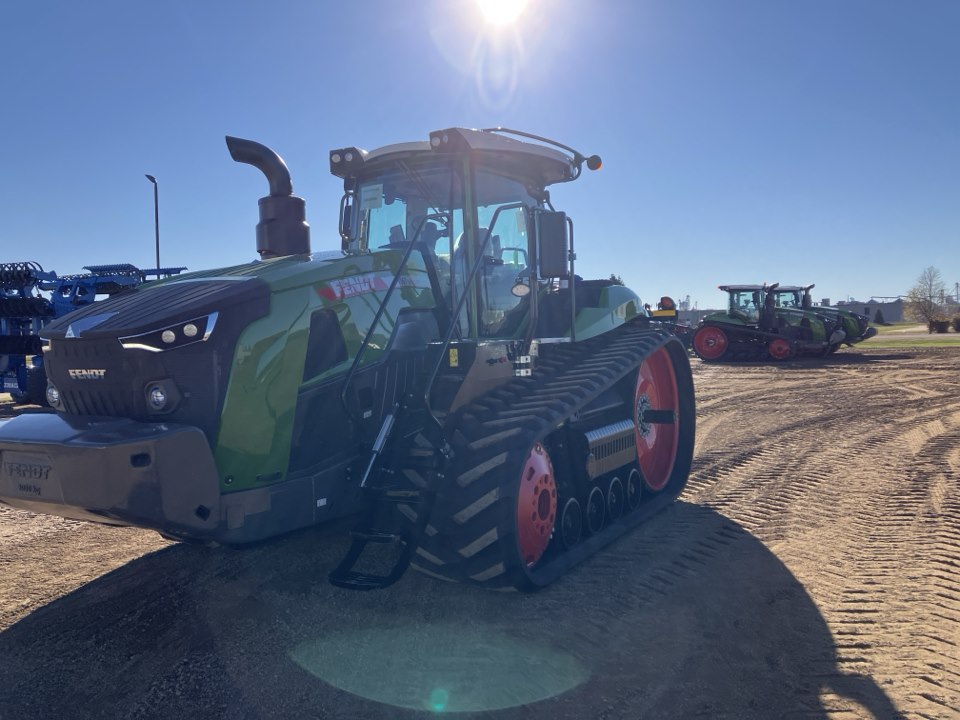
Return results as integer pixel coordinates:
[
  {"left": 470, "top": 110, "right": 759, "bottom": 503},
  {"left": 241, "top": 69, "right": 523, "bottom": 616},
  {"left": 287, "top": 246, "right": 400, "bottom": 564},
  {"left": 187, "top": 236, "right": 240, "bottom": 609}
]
[{"left": 477, "top": 0, "right": 529, "bottom": 26}]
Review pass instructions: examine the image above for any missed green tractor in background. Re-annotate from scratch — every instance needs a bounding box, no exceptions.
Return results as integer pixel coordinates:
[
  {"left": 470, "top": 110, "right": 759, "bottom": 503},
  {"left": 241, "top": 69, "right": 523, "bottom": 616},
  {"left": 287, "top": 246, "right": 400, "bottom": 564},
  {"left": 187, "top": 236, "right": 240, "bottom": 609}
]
[
  {"left": 0, "top": 128, "right": 696, "bottom": 592},
  {"left": 692, "top": 283, "right": 847, "bottom": 362},
  {"left": 770, "top": 284, "right": 877, "bottom": 346}
]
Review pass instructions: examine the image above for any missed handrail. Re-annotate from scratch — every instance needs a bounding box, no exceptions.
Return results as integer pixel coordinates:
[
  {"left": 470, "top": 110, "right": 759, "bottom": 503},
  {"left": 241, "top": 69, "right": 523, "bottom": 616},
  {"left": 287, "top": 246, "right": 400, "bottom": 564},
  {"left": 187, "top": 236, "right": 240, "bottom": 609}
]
[
  {"left": 422, "top": 203, "right": 525, "bottom": 421},
  {"left": 567, "top": 214, "right": 576, "bottom": 342},
  {"left": 338, "top": 212, "right": 448, "bottom": 424},
  {"left": 339, "top": 201, "right": 527, "bottom": 444}
]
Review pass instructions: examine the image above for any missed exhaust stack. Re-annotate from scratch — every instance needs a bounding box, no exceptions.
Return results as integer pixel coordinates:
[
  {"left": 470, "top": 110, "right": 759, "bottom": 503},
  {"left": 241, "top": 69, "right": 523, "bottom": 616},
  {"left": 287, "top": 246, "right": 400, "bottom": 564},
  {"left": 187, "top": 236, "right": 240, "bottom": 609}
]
[{"left": 226, "top": 136, "right": 310, "bottom": 259}]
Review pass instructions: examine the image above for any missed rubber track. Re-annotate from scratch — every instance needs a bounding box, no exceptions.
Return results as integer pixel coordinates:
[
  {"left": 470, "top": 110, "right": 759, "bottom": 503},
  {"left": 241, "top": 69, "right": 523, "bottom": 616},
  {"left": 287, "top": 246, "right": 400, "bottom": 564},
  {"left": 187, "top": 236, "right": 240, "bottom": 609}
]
[
  {"left": 693, "top": 324, "right": 838, "bottom": 364},
  {"left": 695, "top": 343, "right": 770, "bottom": 364},
  {"left": 405, "top": 321, "right": 693, "bottom": 591}
]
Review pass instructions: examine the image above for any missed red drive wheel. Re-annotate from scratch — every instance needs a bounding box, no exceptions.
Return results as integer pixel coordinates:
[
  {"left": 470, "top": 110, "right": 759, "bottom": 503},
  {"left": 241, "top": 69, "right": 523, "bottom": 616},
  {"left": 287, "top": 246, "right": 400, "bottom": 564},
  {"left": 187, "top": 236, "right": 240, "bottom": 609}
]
[
  {"left": 768, "top": 337, "right": 793, "bottom": 361},
  {"left": 634, "top": 347, "right": 681, "bottom": 492},
  {"left": 692, "top": 325, "right": 728, "bottom": 360},
  {"left": 516, "top": 443, "right": 557, "bottom": 568}
]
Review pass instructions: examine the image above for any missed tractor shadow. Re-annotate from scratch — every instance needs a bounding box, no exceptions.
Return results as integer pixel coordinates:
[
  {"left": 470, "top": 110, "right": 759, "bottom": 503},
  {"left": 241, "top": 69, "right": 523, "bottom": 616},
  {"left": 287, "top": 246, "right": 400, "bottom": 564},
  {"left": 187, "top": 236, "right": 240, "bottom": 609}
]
[{"left": 0, "top": 503, "right": 900, "bottom": 719}]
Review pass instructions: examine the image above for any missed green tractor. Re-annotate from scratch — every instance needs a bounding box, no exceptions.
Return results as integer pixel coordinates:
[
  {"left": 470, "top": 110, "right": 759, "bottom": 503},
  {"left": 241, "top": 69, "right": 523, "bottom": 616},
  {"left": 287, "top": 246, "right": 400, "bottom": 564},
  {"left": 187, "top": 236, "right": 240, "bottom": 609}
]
[
  {"left": 692, "top": 283, "right": 847, "bottom": 362},
  {"left": 0, "top": 128, "right": 695, "bottom": 592},
  {"left": 771, "top": 284, "right": 877, "bottom": 346}
]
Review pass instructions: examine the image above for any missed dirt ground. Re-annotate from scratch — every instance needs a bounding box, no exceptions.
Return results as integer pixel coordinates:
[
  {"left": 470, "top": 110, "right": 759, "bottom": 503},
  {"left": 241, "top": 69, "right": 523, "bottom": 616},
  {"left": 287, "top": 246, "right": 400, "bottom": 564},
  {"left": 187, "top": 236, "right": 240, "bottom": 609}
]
[{"left": 1, "top": 347, "right": 958, "bottom": 719}]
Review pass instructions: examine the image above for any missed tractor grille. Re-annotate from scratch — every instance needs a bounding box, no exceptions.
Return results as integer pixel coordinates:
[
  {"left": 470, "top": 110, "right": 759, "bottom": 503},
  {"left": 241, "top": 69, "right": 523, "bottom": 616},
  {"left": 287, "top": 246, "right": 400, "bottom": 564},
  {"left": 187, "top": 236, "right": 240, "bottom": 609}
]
[
  {"left": 61, "top": 385, "right": 138, "bottom": 417},
  {"left": 49, "top": 338, "right": 145, "bottom": 417},
  {"left": 43, "top": 277, "right": 269, "bottom": 443},
  {"left": 47, "top": 335, "right": 228, "bottom": 444}
]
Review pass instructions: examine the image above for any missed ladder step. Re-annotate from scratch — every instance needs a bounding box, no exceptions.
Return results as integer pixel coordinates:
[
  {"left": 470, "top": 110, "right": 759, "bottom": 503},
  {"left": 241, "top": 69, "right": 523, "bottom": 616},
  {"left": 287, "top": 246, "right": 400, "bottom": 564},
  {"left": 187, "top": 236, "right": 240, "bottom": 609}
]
[
  {"left": 349, "top": 529, "right": 400, "bottom": 544},
  {"left": 329, "top": 570, "right": 400, "bottom": 591},
  {"left": 399, "top": 456, "right": 439, "bottom": 472},
  {"left": 383, "top": 488, "right": 422, "bottom": 500}
]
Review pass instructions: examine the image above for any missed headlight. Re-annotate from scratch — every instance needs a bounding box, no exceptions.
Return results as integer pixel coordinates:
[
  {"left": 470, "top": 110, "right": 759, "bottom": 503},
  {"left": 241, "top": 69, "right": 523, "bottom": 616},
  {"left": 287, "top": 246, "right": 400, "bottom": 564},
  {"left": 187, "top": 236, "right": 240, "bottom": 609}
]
[
  {"left": 147, "top": 385, "right": 168, "bottom": 411},
  {"left": 143, "top": 379, "right": 181, "bottom": 414},
  {"left": 45, "top": 383, "right": 62, "bottom": 410},
  {"left": 119, "top": 312, "right": 218, "bottom": 353}
]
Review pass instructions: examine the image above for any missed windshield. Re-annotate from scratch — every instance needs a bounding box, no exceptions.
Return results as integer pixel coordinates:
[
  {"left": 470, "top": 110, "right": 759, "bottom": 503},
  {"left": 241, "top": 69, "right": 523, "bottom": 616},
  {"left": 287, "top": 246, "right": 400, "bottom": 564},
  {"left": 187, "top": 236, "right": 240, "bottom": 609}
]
[
  {"left": 774, "top": 290, "right": 803, "bottom": 308},
  {"left": 352, "top": 160, "right": 539, "bottom": 339},
  {"left": 728, "top": 289, "right": 762, "bottom": 322},
  {"left": 353, "top": 158, "right": 460, "bottom": 264}
]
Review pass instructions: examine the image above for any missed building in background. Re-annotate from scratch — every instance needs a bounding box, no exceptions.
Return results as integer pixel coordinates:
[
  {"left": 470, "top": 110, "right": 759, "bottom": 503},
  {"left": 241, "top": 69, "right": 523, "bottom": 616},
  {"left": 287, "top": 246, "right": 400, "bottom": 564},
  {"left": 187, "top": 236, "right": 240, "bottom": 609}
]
[{"left": 831, "top": 298, "right": 905, "bottom": 323}]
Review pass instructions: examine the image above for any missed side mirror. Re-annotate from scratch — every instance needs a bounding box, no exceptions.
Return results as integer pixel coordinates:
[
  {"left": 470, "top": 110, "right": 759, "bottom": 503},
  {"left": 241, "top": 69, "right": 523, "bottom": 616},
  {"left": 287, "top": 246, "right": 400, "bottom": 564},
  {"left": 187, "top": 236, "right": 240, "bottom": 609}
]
[{"left": 539, "top": 211, "right": 568, "bottom": 278}]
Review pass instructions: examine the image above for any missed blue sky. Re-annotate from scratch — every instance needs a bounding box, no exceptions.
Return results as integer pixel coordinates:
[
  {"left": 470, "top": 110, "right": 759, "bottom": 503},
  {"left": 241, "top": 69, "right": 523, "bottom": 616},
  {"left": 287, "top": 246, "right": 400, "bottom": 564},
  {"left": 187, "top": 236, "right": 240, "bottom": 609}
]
[{"left": 1, "top": 0, "right": 957, "bottom": 309}]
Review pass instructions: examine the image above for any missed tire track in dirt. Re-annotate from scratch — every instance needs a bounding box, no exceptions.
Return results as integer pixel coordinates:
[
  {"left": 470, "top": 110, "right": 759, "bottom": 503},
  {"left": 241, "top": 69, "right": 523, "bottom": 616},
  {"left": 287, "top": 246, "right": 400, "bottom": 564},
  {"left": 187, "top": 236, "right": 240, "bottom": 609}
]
[
  {"left": 583, "top": 356, "right": 935, "bottom": 718},
  {"left": 820, "top": 425, "right": 960, "bottom": 719},
  {"left": 779, "top": 406, "right": 959, "bottom": 718},
  {"left": 685, "top": 405, "right": 876, "bottom": 540},
  {"left": 877, "top": 369, "right": 945, "bottom": 401},
  {"left": 685, "top": 350, "right": 960, "bottom": 718},
  {"left": 911, "top": 429, "right": 960, "bottom": 718},
  {"left": 553, "top": 501, "right": 748, "bottom": 611}
]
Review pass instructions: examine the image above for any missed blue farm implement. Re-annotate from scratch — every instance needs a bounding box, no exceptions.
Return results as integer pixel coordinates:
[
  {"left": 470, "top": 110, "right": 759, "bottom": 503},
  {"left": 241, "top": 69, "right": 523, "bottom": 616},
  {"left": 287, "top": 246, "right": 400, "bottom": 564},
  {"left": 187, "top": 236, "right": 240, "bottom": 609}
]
[{"left": 1, "top": 262, "right": 185, "bottom": 404}]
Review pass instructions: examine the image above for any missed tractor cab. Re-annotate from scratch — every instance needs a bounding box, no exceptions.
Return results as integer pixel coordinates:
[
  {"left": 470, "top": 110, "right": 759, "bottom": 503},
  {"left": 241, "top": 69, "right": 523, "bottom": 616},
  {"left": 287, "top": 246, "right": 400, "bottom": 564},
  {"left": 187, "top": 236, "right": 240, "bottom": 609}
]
[
  {"left": 718, "top": 284, "right": 769, "bottom": 325},
  {"left": 770, "top": 284, "right": 816, "bottom": 311},
  {"left": 771, "top": 286, "right": 804, "bottom": 309},
  {"left": 330, "top": 128, "right": 620, "bottom": 347}
]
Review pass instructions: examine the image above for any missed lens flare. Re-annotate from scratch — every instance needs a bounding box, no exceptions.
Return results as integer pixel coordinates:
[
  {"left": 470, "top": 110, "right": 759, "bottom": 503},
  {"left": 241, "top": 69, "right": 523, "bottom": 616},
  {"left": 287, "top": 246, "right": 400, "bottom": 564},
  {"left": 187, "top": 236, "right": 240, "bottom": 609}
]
[
  {"left": 429, "top": 0, "right": 557, "bottom": 113},
  {"left": 477, "top": 0, "right": 529, "bottom": 26},
  {"left": 473, "top": 33, "right": 522, "bottom": 112},
  {"left": 429, "top": 687, "right": 450, "bottom": 711},
  {"left": 289, "top": 622, "right": 587, "bottom": 712}
]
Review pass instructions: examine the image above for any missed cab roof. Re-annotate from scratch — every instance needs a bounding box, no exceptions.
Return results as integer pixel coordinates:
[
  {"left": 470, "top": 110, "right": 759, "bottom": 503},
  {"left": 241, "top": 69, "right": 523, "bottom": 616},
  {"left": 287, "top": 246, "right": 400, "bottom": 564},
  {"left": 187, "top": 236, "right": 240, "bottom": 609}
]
[
  {"left": 718, "top": 284, "right": 768, "bottom": 292},
  {"left": 329, "top": 127, "right": 577, "bottom": 188},
  {"left": 772, "top": 284, "right": 815, "bottom": 293}
]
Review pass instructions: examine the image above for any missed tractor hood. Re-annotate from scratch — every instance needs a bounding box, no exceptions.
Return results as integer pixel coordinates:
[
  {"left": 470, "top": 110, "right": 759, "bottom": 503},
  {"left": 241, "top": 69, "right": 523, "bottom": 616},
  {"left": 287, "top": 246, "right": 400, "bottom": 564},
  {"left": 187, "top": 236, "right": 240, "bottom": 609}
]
[
  {"left": 39, "top": 246, "right": 412, "bottom": 341},
  {"left": 41, "top": 274, "right": 269, "bottom": 342},
  {"left": 37, "top": 247, "right": 433, "bottom": 440}
]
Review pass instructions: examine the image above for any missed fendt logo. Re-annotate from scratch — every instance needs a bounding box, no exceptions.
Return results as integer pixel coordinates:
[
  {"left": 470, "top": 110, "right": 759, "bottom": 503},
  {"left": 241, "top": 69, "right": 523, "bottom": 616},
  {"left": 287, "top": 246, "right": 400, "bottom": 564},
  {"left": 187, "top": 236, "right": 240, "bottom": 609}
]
[
  {"left": 67, "top": 368, "right": 107, "bottom": 380},
  {"left": 4, "top": 461, "right": 52, "bottom": 482}
]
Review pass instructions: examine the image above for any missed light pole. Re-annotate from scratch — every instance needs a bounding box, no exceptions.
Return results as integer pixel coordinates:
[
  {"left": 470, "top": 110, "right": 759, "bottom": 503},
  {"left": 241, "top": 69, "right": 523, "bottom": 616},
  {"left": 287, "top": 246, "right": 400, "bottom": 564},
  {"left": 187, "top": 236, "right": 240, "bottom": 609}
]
[{"left": 145, "top": 174, "right": 160, "bottom": 273}]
